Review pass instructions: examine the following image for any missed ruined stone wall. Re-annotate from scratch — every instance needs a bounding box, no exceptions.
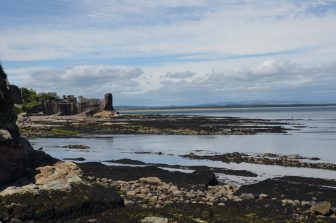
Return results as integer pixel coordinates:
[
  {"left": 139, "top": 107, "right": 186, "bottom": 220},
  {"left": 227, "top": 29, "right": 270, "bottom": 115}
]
[
  {"left": 43, "top": 100, "right": 60, "bottom": 115},
  {"left": 59, "top": 102, "right": 78, "bottom": 115},
  {"left": 78, "top": 96, "right": 102, "bottom": 113}
]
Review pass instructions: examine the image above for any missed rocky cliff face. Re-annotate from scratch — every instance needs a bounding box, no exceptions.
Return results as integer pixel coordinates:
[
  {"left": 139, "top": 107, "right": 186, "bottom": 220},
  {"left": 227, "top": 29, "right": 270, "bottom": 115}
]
[
  {"left": 0, "top": 64, "right": 25, "bottom": 185},
  {"left": 0, "top": 64, "right": 20, "bottom": 144},
  {"left": 0, "top": 64, "right": 57, "bottom": 186}
]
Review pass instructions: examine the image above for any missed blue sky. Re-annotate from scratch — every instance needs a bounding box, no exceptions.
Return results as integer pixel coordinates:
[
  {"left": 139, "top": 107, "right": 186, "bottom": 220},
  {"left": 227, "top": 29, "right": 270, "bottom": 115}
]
[{"left": 1, "top": 0, "right": 336, "bottom": 106}]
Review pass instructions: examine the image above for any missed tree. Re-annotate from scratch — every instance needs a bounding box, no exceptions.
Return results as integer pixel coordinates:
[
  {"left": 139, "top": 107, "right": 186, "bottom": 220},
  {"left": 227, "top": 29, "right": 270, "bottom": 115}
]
[
  {"left": 21, "top": 88, "right": 38, "bottom": 103},
  {"left": 38, "top": 92, "right": 59, "bottom": 101}
]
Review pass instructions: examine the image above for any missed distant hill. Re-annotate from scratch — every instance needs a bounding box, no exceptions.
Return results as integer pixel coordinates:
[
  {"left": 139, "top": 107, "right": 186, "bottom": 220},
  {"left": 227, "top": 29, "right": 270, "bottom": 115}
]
[{"left": 115, "top": 102, "right": 336, "bottom": 110}]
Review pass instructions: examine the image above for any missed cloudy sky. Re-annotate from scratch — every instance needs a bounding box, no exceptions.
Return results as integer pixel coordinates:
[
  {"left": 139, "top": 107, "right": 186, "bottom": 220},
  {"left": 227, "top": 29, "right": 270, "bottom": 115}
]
[{"left": 1, "top": 0, "right": 336, "bottom": 106}]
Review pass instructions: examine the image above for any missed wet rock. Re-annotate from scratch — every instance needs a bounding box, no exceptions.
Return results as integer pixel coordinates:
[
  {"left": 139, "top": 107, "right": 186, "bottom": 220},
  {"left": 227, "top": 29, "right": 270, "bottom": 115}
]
[
  {"left": 64, "top": 157, "right": 86, "bottom": 161},
  {"left": 62, "top": 144, "right": 90, "bottom": 150},
  {"left": 78, "top": 163, "right": 218, "bottom": 188},
  {"left": 311, "top": 201, "right": 331, "bottom": 216}
]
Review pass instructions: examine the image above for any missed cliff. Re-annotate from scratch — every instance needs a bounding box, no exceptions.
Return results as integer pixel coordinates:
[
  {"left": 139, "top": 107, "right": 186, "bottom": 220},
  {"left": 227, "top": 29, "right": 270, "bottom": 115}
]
[{"left": 0, "top": 64, "right": 57, "bottom": 186}]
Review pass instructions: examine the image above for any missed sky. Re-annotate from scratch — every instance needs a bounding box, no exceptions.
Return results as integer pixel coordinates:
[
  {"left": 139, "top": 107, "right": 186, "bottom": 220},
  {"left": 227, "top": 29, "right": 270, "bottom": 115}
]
[{"left": 0, "top": 0, "right": 336, "bottom": 106}]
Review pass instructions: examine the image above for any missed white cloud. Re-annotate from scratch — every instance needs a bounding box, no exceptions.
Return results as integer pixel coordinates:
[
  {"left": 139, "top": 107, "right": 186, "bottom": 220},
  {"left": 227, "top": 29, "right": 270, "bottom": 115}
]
[
  {"left": 12, "top": 59, "right": 335, "bottom": 105},
  {"left": 1, "top": 0, "right": 336, "bottom": 104}
]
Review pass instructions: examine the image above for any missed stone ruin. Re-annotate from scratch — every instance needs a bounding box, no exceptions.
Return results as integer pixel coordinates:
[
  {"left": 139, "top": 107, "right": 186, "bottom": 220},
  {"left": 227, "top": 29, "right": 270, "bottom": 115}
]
[
  {"left": 42, "top": 93, "right": 115, "bottom": 116},
  {"left": 43, "top": 95, "right": 78, "bottom": 115},
  {"left": 102, "top": 93, "right": 115, "bottom": 111}
]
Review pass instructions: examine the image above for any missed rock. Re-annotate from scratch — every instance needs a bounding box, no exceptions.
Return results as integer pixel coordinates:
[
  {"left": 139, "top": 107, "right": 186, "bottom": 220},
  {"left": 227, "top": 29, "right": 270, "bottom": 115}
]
[
  {"left": 240, "top": 193, "right": 255, "bottom": 200},
  {"left": 0, "top": 129, "right": 12, "bottom": 142},
  {"left": 0, "top": 183, "right": 123, "bottom": 221},
  {"left": 259, "top": 193, "right": 269, "bottom": 199},
  {"left": 126, "top": 191, "right": 136, "bottom": 197},
  {"left": 311, "top": 201, "right": 331, "bottom": 216},
  {"left": 93, "top": 110, "right": 118, "bottom": 118},
  {"left": 78, "top": 163, "right": 218, "bottom": 188},
  {"left": 141, "top": 217, "right": 169, "bottom": 223},
  {"left": 139, "top": 177, "right": 162, "bottom": 184},
  {"left": 301, "top": 201, "right": 310, "bottom": 206},
  {"left": 35, "top": 161, "right": 82, "bottom": 190},
  {"left": 149, "top": 196, "right": 158, "bottom": 203},
  {"left": 0, "top": 65, "right": 58, "bottom": 186},
  {"left": 0, "top": 144, "right": 26, "bottom": 185},
  {"left": 0, "top": 64, "right": 20, "bottom": 142},
  {"left": 282, "top": 199, "right": 294, "bottom": 205},
  {"left": 62, "top": 144, "right": 90, "bottom": 150},
  {"left": 9, "top": 218, "right": 22, "bottom": 223},
  {"left": 9, "top": 85, "right": 22, "bottom": 104}
]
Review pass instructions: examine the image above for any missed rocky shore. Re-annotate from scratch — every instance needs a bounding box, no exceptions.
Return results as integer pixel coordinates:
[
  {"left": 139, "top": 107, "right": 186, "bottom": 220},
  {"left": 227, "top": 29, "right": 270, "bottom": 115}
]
[
  {"left": 1, "top": 67, "right": 336, "bottom": 222},
  {"left": 2, "top": 161, "right": 336, "bottom": 222},
  {"left": 19, "top": 114, "right": 293, "bottom": 138}
]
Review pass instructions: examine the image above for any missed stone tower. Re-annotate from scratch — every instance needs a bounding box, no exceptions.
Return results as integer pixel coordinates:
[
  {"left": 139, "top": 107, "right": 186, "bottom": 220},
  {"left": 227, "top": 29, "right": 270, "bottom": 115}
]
[{"left": 103, "top": 93, "right": 114, "bottom": 111}]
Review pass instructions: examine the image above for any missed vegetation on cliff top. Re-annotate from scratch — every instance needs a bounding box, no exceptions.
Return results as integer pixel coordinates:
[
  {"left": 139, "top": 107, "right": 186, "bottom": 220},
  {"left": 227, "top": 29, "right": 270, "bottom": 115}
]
[{"left": 14, "top": 87, "right": 59, "bottom": 113}]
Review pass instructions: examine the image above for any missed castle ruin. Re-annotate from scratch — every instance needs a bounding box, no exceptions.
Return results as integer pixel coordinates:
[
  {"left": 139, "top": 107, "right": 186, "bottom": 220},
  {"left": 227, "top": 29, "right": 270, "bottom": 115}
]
[{"left": 42, "top": 93, "right": 115, "bottom": 116}]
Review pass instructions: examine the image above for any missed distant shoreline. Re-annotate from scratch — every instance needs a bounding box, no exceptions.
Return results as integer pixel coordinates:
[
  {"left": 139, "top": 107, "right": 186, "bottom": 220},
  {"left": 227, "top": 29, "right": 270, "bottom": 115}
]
[{"left": 118, "top": 104, "right": 336, "bottom": 113}]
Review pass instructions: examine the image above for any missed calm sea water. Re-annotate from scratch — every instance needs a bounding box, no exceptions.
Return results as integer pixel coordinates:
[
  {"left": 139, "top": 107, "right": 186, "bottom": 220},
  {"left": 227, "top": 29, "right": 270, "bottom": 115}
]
[{"left": 31, "top": 106, "right": 336, "bottom": 185}]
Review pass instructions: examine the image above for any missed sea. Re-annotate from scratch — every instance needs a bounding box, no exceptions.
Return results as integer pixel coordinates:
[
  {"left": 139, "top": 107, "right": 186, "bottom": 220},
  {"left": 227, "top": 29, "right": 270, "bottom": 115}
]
[{"left": 30, "top": 105, "right": 336, "bottom": 185}]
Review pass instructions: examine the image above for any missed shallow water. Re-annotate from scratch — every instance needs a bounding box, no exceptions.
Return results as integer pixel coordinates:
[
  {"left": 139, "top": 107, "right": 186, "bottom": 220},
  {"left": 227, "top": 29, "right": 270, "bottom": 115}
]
[{"left": 30, "top": 106, "right": 336, "bottom": 185}]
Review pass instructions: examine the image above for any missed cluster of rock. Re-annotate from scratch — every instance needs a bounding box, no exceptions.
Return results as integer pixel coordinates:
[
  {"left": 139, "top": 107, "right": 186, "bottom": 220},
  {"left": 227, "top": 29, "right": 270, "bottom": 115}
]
[
  {"left": 89, "top": 176, "right": 336, "bottom": 221},
  {"left": 94, "top": 176, "right": 239, "bottom": 207},
  {"left": 182, "top": 152, "right": 336, "bottom": 171}
]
